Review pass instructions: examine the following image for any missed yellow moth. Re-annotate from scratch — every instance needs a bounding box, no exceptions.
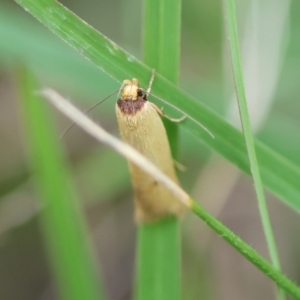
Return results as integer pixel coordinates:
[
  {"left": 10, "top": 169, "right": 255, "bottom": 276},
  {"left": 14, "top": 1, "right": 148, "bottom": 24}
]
[{"left": 116, "top": 76, "right": 186, "bottom": 223}]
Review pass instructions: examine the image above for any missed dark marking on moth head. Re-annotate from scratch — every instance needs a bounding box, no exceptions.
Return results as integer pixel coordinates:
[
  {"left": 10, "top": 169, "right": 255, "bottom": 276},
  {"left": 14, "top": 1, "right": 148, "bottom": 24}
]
[{"left": 117, "top": 96, "right": 146, "bottom": 115}]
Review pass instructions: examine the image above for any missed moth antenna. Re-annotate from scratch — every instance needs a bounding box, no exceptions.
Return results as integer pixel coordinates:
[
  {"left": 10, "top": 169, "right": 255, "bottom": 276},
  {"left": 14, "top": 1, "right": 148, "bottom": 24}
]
[
  {"left": 60, "top": 89, "right": 119, "bottom": 139},
  {"left": 149, "top": 93, "right": 214, "bottom": 138}
]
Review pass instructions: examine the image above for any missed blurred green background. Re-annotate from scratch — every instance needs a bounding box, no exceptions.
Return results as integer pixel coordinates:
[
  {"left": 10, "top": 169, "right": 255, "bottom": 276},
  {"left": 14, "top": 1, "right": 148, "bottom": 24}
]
[{"left": 1, "top": 0, "right": 300, "bottom": 299}]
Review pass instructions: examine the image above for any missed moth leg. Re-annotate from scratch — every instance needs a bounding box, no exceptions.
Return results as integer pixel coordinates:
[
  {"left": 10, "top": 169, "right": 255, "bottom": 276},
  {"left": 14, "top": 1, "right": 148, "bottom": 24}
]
[
  {"left": 145, "top": 69, "right": 156, "bottom": 98},
  {"left": 150, "top": 102, "right": 186, "bottom": 123},
  {"left": 173, "top": 159, "right": 187, "bottom": 172}
]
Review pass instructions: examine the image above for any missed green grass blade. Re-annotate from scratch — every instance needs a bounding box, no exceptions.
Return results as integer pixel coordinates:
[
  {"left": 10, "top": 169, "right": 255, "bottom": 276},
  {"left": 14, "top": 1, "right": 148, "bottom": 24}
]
[
  {"left": 14, "top": 0, "right": 300, "bottom": 215},
  {"left": 143, "top": 0, "right": 181, "bottom": 153},
  {"left": 17, "top": 67, "right": 105, "bottom": 300},
  {"left": 223, "top": 0, "right": 285, "bottom": 299},
  {"left": 137, "top": 1, "right": 182, "bottom": 300},
  {"left": 137, "top": 218, "right": 181, "bottom": 300},
  {"left": 143, "top": 0, "right": 181, "bottom": 83},
  {"left": 190, "top": 199, "right": 300, "bottom": 299}
]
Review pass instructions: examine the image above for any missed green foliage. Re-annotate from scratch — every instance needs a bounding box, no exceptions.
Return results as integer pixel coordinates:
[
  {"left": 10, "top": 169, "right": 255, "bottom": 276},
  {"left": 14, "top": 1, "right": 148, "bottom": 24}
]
[
  {"left": 190, "top": 200, "right": 300, "bottom": 298},
  {"left": 0, "top": 0, "right": 299, "bottom": 299},
  {"left": 223, "top": 1, "right": 284, "bottom": 298},
  {"left": 137, "top": 218, "right": 181, "bottom": 300},
  {"left": 17, "top": 67, "right": 105, "bottom": 300}
]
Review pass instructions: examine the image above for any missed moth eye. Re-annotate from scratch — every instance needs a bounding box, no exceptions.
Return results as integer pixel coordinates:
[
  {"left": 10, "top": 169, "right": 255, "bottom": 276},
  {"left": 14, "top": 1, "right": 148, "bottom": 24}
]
[{"left": 137, "top": 90, "right": 143, "bottom": 97}]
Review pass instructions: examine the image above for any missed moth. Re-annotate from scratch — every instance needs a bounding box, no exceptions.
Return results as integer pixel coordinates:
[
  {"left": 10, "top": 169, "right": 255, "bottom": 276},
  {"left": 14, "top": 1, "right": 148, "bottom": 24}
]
[{"left": 116, "top": 76, "right": 186, "bottom": 223}]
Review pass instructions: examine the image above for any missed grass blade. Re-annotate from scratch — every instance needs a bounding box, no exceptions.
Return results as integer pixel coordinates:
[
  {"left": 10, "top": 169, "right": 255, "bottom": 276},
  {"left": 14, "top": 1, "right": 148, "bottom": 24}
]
[
  {"left": 17, "top": 67, "right": 105, "bottom": 300},
  {"left": 138, "top": 1, "right": 182, "bottom": 298},
  {"left": 223, "top": 0, "right": 285, "bottom": 299},
  {"left": 143, "top": 0, "right": 181, "bottom": 83},
  {"left": 190, "top": 200, "right": 300, "bottom": 299},
  {"left": 137, "top": 219, "right": 181, "bottom": 300}
]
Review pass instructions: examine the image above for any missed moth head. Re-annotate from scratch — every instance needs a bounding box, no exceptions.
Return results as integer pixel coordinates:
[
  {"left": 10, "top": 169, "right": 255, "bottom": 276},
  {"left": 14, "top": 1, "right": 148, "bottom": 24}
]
[{"left": 121, "top": 78, "right": 143, "bottom": 101}]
